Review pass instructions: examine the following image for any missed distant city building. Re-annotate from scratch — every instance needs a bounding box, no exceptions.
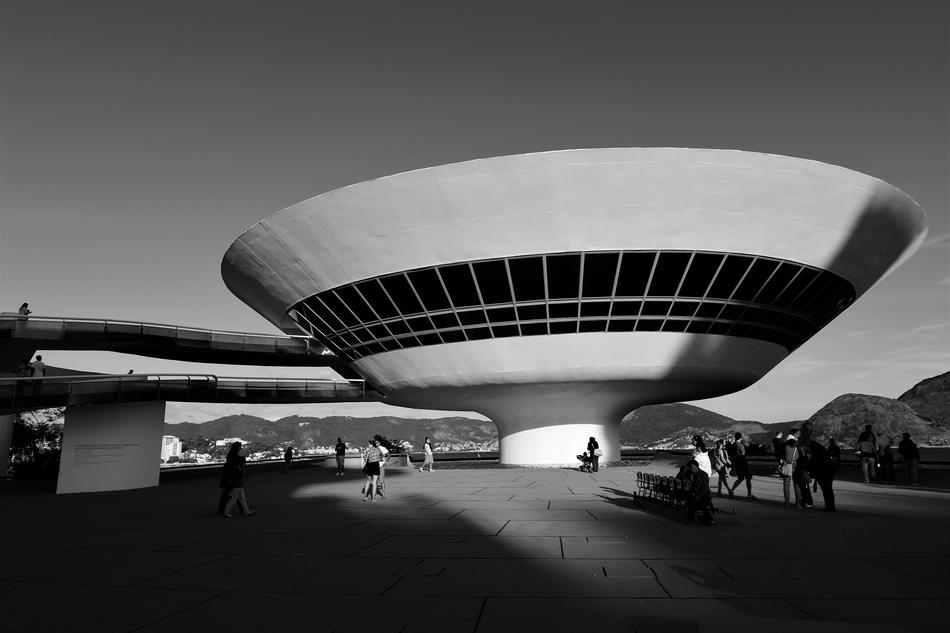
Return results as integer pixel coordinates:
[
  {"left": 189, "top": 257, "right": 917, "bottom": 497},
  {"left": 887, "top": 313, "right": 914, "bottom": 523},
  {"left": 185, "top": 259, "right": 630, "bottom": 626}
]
[
  {"left": 214, "top": 437, "right": 246, "bottom": 447},
  {"left": 160, "top": 435, "right": 182, "bottom": 461}
]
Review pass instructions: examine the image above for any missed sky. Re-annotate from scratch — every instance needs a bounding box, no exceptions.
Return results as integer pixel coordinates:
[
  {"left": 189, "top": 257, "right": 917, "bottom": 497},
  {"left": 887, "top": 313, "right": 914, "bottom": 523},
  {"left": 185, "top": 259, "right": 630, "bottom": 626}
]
[{"left": 1, "top": 0, "right": 947, "bottom": 425}]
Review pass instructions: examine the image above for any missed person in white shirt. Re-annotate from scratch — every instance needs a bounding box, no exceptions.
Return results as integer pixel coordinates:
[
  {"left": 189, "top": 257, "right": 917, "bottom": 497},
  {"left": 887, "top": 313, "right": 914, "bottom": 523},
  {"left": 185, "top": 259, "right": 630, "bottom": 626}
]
[
  {"left": 29, "top": 355, "right": 46, "bottom": 392},
  {"left": 419, "top": 437, "right": 434, "bottom": 472}
]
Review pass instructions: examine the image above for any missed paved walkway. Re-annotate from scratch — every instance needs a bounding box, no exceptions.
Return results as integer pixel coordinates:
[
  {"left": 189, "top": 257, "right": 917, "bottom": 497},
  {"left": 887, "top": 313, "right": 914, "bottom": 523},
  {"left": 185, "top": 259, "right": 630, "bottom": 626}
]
[{"left": 2, "top": 460, "right": 948, "bottom": 633}]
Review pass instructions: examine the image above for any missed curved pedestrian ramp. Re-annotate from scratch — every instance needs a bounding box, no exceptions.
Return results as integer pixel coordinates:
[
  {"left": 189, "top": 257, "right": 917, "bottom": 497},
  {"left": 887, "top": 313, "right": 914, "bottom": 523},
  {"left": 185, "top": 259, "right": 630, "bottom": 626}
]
[
  {"left": 0, "top": 373, "right": 383, "bottom": 414},
  {"left": 0, "top": 315, "right": 359, "bottom": 377}
]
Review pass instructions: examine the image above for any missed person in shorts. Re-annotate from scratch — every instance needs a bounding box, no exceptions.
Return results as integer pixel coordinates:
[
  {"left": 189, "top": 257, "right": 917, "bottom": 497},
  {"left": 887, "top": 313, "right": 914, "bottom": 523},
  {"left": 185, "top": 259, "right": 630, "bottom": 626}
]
[{"left": 362, "top": 439, "right": 382, "bottom": 501}]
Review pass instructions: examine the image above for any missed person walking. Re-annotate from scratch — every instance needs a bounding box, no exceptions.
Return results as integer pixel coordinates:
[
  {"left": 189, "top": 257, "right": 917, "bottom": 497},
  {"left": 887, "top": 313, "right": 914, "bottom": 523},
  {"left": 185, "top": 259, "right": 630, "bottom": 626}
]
[
  {"left": 419, "top": 436, "right": 434, "bottom": 472},
  {"left": 587, "top": 436, "right": 601, "bottom": 473},
  {"left": 897, "top": 432, "right": 920, "bottom": 486},
  {"left": 222, "top": 442, "right": 255, "bottom": 518},
  {"left": 710, "top": 438, "right": 731, "bottom": 497},
  {"left": 335, "top": 437, "right": 347, "bottom": 476},
  {"left": 283, "top": 445, "right": 294, "bottom": 473},
  {"left": 780, "top": 438, "right": 800, "bottom": 508},
  {"left": 362, "top": 439, "right": 382, "bottom": 501},
  {"left": 856, "top": 425, "right": 878, "bottom": 484},
  {"left": 727, "top": 432, "right": 755, "bottom": 500}
]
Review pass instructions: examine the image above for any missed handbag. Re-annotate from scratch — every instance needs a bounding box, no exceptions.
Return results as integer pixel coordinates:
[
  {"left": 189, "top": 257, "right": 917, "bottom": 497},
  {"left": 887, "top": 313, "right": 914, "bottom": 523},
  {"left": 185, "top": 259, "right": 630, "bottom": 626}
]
[{"left": 593, "top": 448, "right": 603, "bottom": 457}]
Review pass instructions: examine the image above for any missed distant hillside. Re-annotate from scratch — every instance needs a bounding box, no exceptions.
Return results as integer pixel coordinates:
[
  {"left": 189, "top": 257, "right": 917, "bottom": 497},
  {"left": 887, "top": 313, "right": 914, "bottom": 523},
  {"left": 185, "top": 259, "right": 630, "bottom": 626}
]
[
  {"left": 620, "top": 403, "right": 773, "bottom": 449},
  {"left": 805, "top": 394, "right": 937, "bottom": 446},
  {"left": 898, "top": 371, "right": 950, "bottom": 429},
  {"left": 166, "top": 371, "right": 950, "bottom": 450},
  {"left": 166, "top": 414, "right": 496, "bottom": 449}
]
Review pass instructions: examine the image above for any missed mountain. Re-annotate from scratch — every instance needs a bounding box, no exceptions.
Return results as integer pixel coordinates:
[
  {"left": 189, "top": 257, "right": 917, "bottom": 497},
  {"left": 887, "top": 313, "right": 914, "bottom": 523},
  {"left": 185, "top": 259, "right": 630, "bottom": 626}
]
[
  {"left": 165, "top": 414, "right": 496, "bottom": 449},
  {"left": 898, "top": 371, "right": 950, "bottom": 430},
  {"left": 166, "top": 371, "right": 950, "bottom": 449},
  {"left": 805, "top": 393, "right": 937, "bottom": 446},
  {"left": 620, "top": 403, "right": 773, "bottom": 449}
]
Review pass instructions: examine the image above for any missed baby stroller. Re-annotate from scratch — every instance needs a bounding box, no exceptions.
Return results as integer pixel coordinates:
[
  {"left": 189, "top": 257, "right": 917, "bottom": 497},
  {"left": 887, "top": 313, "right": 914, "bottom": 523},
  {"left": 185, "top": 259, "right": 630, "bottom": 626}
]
[{"left": 577, "top": 452, "right": 593, "bottom": 473}]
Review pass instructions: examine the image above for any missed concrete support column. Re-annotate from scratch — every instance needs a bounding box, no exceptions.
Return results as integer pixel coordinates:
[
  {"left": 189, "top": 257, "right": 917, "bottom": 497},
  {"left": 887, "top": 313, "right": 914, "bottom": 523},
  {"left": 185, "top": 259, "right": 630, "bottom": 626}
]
[
  {"left": 476, "top": 388, "right": 628, "bottom": 467},
  {"left": 0, "top": 414, "right": 14, "bottom": 477},
  {"left": 57, "top": 401, "right": 166, "bottom": 494}
]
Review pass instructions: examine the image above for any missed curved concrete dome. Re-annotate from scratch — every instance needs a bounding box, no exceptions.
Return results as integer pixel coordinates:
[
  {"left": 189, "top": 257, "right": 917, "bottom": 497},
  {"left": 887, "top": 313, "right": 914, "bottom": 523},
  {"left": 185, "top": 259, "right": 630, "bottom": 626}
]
[{"left": 222, "top": 148, "right": 927, "bottom": 466}]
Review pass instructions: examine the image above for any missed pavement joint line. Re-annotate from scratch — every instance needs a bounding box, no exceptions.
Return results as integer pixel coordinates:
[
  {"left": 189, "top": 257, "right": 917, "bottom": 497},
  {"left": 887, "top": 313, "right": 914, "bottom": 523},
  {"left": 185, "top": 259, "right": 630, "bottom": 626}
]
[
  {"left": 124, "top": 590, "right": 229, "bottom": 633},
  {"left": 559, "top": 537, "right": 565, "bottom": 559},
  {"left": 348, "top": 534, "right": 392, "bottom": 557},
  {"left": 446, "top": 508, "right": 466, "bottom": 520},
  {"left": 494, "top": 520, "right": 510, "bottom": 536},
  {"left": 126, "top": 553, "right": 235, "bottom": 587},
  {"left": 472, "top": 596, "right": 488, "bottom": 633},
  {"left": 379, "top": 574, "right": 406, "bottom": 596},
  {"left": 782, "top": 597, "right": 821, "bottom": 621},
  {"left": 643, "top": 561, "right": 673, "bottom": 598}
]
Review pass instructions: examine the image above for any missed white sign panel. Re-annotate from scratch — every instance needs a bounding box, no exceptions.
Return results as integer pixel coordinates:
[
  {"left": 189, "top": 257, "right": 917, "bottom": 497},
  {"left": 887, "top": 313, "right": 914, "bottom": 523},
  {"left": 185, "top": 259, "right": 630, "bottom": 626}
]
[{"left": 57, "top": 401, "right": 166, "bottom": 494}]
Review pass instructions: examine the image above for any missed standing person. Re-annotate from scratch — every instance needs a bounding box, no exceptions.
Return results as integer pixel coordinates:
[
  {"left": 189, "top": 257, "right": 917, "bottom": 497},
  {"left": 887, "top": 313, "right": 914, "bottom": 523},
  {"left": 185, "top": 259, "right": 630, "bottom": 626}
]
[
  {"left": 222, "top": 442, "right": 255, "bottom": 518},
  {"left": 376, "top": 440, "right": 390, "bottom": 499},
  {"left": 897, "top": 432, "right": 920, "bottom": 486},
  {"left": 809, "top": 440, "right": 836, "bottom": 511},
  {"left": 587, "top": 436, "right": 601, "bottom": 473},
  {"left": 727, "top": 432, "right": 755, "bottom": 500},
  {"left": 362, "top": 439, "right": 382, "bottom": 501},
  {"left": 710, "top": 438, "right": 731, "bottom": 497},
  {"left": 793, "top": 443, "right": 814, "bottom": 508},
  {"left": 772, "top": 432, "right": 785, "bottom": 467},
  {"left": 419, "top": 436, "right": 434, "bottom": 472},
  {"left": 283, "top": 445, "right": 294, "bottom": 473},
  {"left": 878, "top": 436, "right": 896, "bottom": 484},
  {"left": 18, "top": 303, "right": 31, "bottom": 319},
  {"left": 691, "top": 435, "right": 712, "bottom": 477},
  {"left": 683, "top": 459, "right": 714, "bottom": 526},
  {"left": 856, "top": 425, "right": 878, "bottom": 484},
  {"left": 335, "top": 438, "right": 347, "bottom": 476},
  {"left": 29, "top": 355, "right": 46, "bottom": 392},
  {"left": 780, "top": 438, "right": 800, "bottom": 508},
  {"left": 798, "top": 422, "right": 813, "bottom": 455}
]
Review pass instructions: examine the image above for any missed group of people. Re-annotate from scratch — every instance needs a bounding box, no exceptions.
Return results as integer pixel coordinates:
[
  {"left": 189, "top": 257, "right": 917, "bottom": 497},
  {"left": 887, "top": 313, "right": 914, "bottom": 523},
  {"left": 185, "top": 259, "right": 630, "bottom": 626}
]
[
  {"left": 856, "top": 424, "right": 920, "bottom": 486},
  {"left": 579, "top": 436, "right": 602, "bottom": 472},
  {"left": 772, "top": 423, "right": 839, "bottom": 510},
  {"left": 685, "top": 422, "right": 924, "bottom": 517},
  {"left": 676, "top": 432, "right": 754, "bottom": 525},
  {"left": 692, "top": 432, "right": 755, "bottom": 500}
]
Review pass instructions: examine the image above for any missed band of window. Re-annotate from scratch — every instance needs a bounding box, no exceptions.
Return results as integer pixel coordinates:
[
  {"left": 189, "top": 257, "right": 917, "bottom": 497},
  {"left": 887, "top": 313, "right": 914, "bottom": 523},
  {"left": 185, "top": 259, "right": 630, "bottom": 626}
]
[{"left": 286, "top": 250, "right": 855, "bottom": 362}]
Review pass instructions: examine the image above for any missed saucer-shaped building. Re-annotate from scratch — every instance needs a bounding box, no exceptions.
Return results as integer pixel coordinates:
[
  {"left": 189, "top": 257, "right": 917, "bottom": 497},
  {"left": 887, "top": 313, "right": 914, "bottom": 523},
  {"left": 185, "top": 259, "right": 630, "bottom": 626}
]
[{"left": 222, "top": 148, "right": 927, "bottom": 466}]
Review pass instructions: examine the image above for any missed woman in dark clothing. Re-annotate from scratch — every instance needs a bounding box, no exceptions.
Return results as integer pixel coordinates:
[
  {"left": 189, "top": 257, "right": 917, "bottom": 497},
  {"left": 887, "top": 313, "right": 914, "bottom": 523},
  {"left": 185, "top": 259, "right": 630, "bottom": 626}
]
[
  {"left": 809, "top": 440, "right": 836, "bottom": 511},
  {"left": 587, "top": 437, "right": 600, "bottom": 472},
  {"left": 221, "top": 442, "right": 255, "bottom": 518},
  {"left": 794, "top": 445, "right": 814, "bottom": 508}
]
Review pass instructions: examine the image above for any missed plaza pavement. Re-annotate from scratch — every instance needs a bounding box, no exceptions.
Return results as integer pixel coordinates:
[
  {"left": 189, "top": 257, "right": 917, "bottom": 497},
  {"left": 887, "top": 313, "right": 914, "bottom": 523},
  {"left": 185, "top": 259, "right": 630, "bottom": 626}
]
[{"left": 1, "top": 458, "right": 948, "bottom": 633}]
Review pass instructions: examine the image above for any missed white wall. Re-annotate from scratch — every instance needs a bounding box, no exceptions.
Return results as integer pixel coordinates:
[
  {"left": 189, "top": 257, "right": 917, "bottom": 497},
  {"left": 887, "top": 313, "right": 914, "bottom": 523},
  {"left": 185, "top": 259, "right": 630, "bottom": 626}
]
[{"left": 222, "top": 148, "right": 927, "bottom": 329}]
